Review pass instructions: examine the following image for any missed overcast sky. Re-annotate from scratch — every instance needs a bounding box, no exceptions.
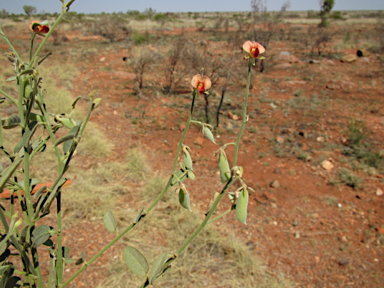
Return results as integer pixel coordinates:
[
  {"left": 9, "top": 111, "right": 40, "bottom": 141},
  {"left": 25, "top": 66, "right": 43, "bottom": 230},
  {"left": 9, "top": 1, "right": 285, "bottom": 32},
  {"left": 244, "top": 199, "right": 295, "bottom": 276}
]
[{"left": 1, "top": 0, "right": 383, "bottom": 14}]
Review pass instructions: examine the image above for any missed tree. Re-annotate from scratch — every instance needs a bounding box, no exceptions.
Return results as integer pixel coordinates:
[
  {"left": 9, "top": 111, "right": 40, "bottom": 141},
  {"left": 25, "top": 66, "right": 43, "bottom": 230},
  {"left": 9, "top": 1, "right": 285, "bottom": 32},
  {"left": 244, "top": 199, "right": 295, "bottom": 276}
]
[
  {"left": 319, "top": 0, "right": 335, "bottom": 27},
  {"left": 23, "top": 5, "right": 37, "bottom": 17}
]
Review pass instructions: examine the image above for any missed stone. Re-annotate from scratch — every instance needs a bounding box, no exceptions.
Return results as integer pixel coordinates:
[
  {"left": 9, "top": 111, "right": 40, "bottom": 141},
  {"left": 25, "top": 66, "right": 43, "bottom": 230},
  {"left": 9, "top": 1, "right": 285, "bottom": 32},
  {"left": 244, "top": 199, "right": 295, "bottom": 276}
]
[
  {"left": 326, "top": 83, "right": 341, "bottom": 90},
  {"left": 179, "top": 124, "right": 186, "bottom": 131},
  {"left": 279, "top": 80, "right": 306, "bottom": 89},
  {"left": 341, "top": 54, "right": 357, "bottom": 63},
  {"left": 263, "top": 192, "right": 277, "bottom": 201},
  {"left": 316, "top": 136, "right": 325, "bottom": 142},
  {"left": 377, "top": 227, "right": 384, "bottom": 234},
  {"left": 195, "top": 137, "right": 204, "bottom": 146},
  {"left": 270, "top": 180, "right": 280, "bottom": 188},
  {"left": 320, "top": 160, "right": 334, "bottom": 171},
  {"left": 309, "top": 59, "right": 320, "bottom": 64},
  {"left": 376, "top": 188, "right": 383, "bottom": 196},
  {"left": 277, "top": 51, "right": 291, "bottom": 62},
  {"left": 276, "top": 136, "right": 285, "bottom": 144},
  {"left": 99, "top": 57, "right": 106, "bottom": 62}
]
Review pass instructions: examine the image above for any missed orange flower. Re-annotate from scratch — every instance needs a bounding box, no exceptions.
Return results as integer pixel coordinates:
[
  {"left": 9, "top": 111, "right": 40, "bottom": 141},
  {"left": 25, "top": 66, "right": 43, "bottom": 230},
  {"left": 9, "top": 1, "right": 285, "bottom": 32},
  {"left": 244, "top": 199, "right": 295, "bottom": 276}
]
[
  {"left": 28, "top": 20, "right": 49, "bottom": 35},
  {"left": 242, "top": 41, "right": 265, "bottom": 59},
  {"left": 191, "top": 74, "right": 211, "bottom": 94}
]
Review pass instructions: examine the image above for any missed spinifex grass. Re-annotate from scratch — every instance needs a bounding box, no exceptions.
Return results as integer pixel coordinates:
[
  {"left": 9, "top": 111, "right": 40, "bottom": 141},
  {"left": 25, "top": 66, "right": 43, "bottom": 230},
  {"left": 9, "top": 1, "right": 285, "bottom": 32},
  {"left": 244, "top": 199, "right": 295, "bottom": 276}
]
[{"left": 0, "top": 1, "right": 267, "bottom": 287}]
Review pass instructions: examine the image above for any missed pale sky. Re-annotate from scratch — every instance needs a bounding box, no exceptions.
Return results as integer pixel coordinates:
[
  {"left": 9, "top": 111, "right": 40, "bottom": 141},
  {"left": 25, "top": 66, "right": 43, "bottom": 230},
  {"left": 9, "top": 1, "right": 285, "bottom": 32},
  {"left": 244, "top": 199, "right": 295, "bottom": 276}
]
[{"left": 1, "top": 0, "right": 383, "bottom": 14}]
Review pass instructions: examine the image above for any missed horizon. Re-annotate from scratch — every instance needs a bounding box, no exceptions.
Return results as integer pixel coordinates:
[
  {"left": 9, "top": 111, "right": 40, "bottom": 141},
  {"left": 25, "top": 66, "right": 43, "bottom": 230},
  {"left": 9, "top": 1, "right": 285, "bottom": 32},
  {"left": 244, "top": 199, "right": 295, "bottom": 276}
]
[{"left": 1, "top": 0, "right": 383, "bottom": 15}]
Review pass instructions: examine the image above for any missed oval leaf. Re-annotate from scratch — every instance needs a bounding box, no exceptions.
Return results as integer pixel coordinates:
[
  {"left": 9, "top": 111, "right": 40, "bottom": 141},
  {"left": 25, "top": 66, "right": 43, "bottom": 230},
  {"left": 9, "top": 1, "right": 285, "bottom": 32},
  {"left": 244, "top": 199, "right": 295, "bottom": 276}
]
[
  {"left": 32, "top": 225, "right": 52, "bottom": 248},
  {"left": 103, "top": 211, "right": 117, "bottom": 233},
  {"left": 178, "top": 189, "right": 192, "bottom": 212},
  {"left": 202, "top": 126, "right": 216, "bottom": 144},
  {"left": 123, "top": 246, "right": 149, "bottom": 277},
  {"left": 54, "top": 134, "right": 75, "bottom": 147},
  {"left": 149, "top": 252, "right": 168, "bottom": 285},
  {"left": 218, "top": 151, "right": 231, "bottom": 183},
  {"left": 236, "top": 189, "right": 249, "bottom": 225}
]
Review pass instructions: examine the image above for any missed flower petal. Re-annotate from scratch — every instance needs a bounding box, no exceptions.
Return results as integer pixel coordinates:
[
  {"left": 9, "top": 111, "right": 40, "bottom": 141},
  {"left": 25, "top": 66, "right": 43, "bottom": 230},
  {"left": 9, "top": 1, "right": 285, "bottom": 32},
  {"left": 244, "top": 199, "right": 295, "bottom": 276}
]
[
  {"left": 191, "top": 74, "right": 202, "bottom": 88},
  {"left": 242, "top": 41, "right": 253, "bottom": 53}
]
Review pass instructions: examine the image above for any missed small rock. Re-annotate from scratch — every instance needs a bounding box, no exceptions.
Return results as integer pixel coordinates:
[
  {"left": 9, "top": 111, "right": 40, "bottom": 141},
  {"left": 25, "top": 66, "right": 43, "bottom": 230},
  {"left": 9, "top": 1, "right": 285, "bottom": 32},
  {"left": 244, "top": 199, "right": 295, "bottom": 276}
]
[
  {"left": 338, "top": 258, "right": 349, "bottom": 266},
  {"left": 292, "top": 220, "right": 299, "bottom": 227},
  {"left": 326, "top": 83, "right": 341, "bottom": 90},
  {"left": 376, "top": 227, "right": 384, "bottom": 234},
  {"left": 316, "top": 136, "right": 325, "bottom": 142},
  {"left": 263, "top": 192, "right": 277, "bottom": 202},
  {"left": 227, "top": 111, "right": 240, "bottom": 121},
  {"left": 315, "top": 256, "right": 320, "bottom": 263},
  {"left": 195, "top": 137, "right": 204, "bottom": 146},
  {"left": 270, "top": 180, "right": 280, "bottom": 188},
  {"left": 376, "top": 188, "right": 383, "bottom": 196},
  {"left": 99, "top": 57, "right": 106, "bottom": 62},
  {"left": 276, "top": 136, "right": 285, "bottom": 144},
  {"left": 294, "top": 231, "right": 300, "bottom": 238},
  {"left": 270, "top": 203, "right": 277, "bottom": 208},
  {"left": 339, "top": 236, "right": 348, "bottom": 242},
  {"left": 309, "top": 59, "right": 320, "bottom": 64},
  {"left": 320, "top": 160, "right": 334, "bottom": 171},
  {"left": 273, "top": 167, "right": 283, "bottom": 174},
  {"left": 341, "top": 54, "right": 357, "bottom": 63},
  {"left": 179, "top": 124, "right": 186, "bottom": 131}
]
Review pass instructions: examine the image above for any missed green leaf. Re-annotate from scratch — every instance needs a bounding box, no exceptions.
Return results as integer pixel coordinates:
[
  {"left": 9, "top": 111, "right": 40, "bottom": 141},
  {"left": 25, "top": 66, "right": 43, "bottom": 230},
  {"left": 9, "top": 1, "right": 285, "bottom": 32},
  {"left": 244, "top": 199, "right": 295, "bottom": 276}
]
[
  {"left": 133, "top": 207, "right": 145, "bottom": 224},
  {"left": 148, "top": 252, "right": 168, "bottom": 285},
  {"left": 5, "top": 276, "right": 22, "bottom": 288},
  {"left": 2, "top": 115, "right": 21, "bottom": 129},
  {"left": 187, "top": 170, "right": 195, "bottom": 180},
  {"left": 123, "top": 246, "right": 149, "bottom": 277},
  {"left": 218, "top": 150, "right": 231, "bottom": 183},
  {"left": 170, "top": 169, "right": 187, "bottom": 186},
  {"left": 54, "top": 134, "right": 75, "bottom": 147},
  {"left": 202, "top": 126, "right": 216, "bottom": 144},
  {"left": 13, "top": 140, "right": 23, "bottom": 155},
  {"left": 0, "top": 265, "right": 10, "bottom": 276},
  {"left": 236, "top": 189, "right": 249, "bottom": 225},
  {"left": 33, "top": 185, "right": 47, "bottom": 200},
  {"left": 32, "top": 225, "right": 52, "bottom": 248},
  {"left": 5, "top": 76, "right": 16, "bottom": 82},
  {"left": 63, "top": 125, "right": 80, "bottom": 153},
  {"left": 71, "top": 96, "right": 82, "bottom": 110},
  {"left": 28, "top": 113, "right": 45, "bottom": 122},
  {"left": 182, "top": 146, "right": 193, "bottom": 171},
  {"left": 23, "top": 121, "right": 39, "bottom": 149},
  {"left": 103, "top": 211, "right": 117, "bottom": 233},
  {"left": 178, "top": 188, "right": 192, "bottom": 212},
  {"left": 0, "top": 158, "right": 23, "bottom": 192},
  {"left": 92, "top": 98, "right": 102, "bottom": 110}
]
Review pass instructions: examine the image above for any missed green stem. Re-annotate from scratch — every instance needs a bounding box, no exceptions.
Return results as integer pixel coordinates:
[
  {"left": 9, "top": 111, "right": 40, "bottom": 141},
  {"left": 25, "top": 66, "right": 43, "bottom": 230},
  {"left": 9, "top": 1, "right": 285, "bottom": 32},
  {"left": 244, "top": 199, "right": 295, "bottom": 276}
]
[
  {"left": 29, "top": 12, "right": 67, "bottom": 69},
  {"left": 56, "top": 192, "right": 64, "bottom": 285},
  {"left": 61, "top": 90, "right": 198, "bottom": 287},
  {"left": 146, "top": 90, "right": 197, "bottom": 213},
  {"left": 0, "top": 30, "right": 22, "bottom": 63},
  {"left": 233, "top": 59, "right": 252, "bottom": 167},
  {"left": 0, "top": 89, "right": 18, "bottom": 105},
  {"left": 176, "top": 177, "right": 235, "bottom": 256},
  {"left": 60, "top": 222, "right": 136, "bottom": 288},
  {"left": 207, "top": 208, "right": 232, "bottom": 225}
]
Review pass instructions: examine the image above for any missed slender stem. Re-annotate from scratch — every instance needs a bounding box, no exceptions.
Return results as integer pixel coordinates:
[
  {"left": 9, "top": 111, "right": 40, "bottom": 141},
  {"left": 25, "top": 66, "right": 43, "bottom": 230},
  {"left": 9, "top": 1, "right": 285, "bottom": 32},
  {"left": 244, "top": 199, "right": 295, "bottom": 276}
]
[
  {"left": 56, "top": 192, "right": 64, "bottom": 285},
  {"left": 0, "top": 89, "right": 18, "bottom": 105},
  {"left": 146, "top": 90, "right": 197, "bottom": 213},
  {"left": 0, "top": 30, "right": 22, "bottom": 63},
  {"left": 29, "top": 12, "right": 66, "bottom": 69},
  {"left": 233, "top": 59, "right": 252, "bottom": 167},
  {"left": 60, "top": 222, "right": 136, "bottom": 288},
  {"left": 62, "top": 90, "right": 198, "bottom": 287},
  {"left": 207, "top": 208, "right": 232, "bottom": 225},
  {"left": 176, "top": 177, "right": 235, "bottom": 256}
]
